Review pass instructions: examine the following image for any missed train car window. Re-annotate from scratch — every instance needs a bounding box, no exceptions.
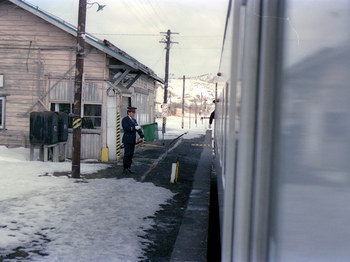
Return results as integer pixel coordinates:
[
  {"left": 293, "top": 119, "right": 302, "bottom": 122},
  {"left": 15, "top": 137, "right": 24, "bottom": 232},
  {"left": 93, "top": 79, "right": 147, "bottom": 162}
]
[{"left": 269, "top": 1, "right": 350, "bottom": 261}]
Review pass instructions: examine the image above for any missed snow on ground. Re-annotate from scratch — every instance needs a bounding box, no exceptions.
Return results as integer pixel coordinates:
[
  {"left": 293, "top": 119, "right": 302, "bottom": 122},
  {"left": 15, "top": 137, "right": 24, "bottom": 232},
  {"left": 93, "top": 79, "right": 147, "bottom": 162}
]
[
  {"left": 0, "top": 149, "right": 173, "bottom": 261},
  {"left": 157, "top": 115, "right": 211, "bottom": 140},
  {"left": 0, "top": 116, "right": 209, "bottom": 261}
]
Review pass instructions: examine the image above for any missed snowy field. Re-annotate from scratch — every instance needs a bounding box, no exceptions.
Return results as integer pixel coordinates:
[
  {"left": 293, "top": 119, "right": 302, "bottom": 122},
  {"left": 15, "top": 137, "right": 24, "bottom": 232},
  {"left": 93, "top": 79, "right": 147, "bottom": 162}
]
[
  {"left": 0, "top": 116, "right": 209, "bottom": 261},
  {"left": 157, "top": 115, "right": 211, "bottom": 140}
]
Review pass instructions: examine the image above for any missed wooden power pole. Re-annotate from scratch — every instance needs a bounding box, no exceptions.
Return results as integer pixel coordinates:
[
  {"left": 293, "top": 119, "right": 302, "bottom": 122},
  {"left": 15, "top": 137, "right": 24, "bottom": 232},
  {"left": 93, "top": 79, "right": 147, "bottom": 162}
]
[
  {"left": 160, "top": 29, "right": 178, "bottom": 138},
  {"left": 182, "top": 75, "right": 185, "bottom": 129},
  {"left": 71, "top": 1, "right": 105, "bottom": 177},
  {"left": 72, "top": 0, "right": 86, "bottom": 178}
]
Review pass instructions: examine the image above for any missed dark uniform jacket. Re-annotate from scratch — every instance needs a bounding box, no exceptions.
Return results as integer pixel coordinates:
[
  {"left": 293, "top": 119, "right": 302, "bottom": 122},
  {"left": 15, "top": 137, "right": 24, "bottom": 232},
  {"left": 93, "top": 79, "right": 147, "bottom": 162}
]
[{"left": 122, "top": 116, "right": 144, "bottom": 144}]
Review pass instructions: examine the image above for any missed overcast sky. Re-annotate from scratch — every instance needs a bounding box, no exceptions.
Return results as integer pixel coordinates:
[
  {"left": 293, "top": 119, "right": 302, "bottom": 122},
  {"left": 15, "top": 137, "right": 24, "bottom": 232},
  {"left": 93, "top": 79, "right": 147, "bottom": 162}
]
[{"left": 27, "top": 0, "right": 229, "bottom": 79}]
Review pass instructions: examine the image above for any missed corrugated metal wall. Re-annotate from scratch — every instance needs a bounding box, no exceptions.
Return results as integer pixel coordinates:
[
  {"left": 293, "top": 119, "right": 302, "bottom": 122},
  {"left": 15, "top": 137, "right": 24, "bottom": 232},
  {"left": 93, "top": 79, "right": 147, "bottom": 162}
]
[{"left": 65, "top": 132, "right": 102, "bottom": 160}]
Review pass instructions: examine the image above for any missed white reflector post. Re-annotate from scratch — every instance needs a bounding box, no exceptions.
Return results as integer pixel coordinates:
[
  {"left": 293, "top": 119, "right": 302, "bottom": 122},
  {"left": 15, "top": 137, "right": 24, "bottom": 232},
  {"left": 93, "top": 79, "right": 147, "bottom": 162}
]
[{"left": 170, "top": 163, "right": 177, "bottom": 183}]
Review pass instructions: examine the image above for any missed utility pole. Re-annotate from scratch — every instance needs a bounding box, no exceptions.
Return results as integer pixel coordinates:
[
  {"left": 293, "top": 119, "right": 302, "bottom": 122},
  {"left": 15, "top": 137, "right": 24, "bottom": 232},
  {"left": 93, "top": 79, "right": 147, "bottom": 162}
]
[
  {"left": 182, "top": 75, "right": 185, "bottom": 129},
  {"left": 71, "top": 1, "right": 105, "bottom": 178},
  {"left": 160, "top": 29, "right": 178, "bottom": 139},
  {"left": 189, "top": 105, "right": 191, "bottom": 129},
  {"left": 195, "top": 102, "right": 197, "bottom": 126},
  {"left": 72, "top": 0, "right": 86, "bottom": 178}
]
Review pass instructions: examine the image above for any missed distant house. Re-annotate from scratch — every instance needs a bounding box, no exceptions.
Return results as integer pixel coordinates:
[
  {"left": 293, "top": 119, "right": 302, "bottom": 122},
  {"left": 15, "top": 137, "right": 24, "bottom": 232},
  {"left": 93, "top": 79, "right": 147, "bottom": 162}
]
[{"left": 0, "top": 0, "right": 163, "bottom": 161}]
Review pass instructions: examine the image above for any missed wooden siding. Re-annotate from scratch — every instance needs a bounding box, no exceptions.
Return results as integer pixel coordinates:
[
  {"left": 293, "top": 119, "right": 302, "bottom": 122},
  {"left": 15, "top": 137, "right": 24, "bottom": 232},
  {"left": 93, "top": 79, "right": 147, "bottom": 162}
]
[
  {"left": 49, "top": 81, "right": 103, "bottom": 103},
  {"left": 65, "top": 132, "right": 102, "bottom": 160},
  {"left": 49, "top": 81, "right": 74, "bottom": 102},
  {"left": 0, "top": 2, "right": 77, "bottom": 137},
  {"left": 0, "top": 1, "right": 157, "bottom": 160},
  {"left": 0, "top": 130, "right": 29, "bottom": 148},
  {"left": 133, "top": 74, "right": 155, "bottom": 91},
  {"left": 0, "top": 1, "right": 108, "bottom": 156},
  {"left": 131, "top": 75, "right": 156, "bottom": 124},
  {"left": 83, "top": 82, "right": 103, "bottom": 103}
]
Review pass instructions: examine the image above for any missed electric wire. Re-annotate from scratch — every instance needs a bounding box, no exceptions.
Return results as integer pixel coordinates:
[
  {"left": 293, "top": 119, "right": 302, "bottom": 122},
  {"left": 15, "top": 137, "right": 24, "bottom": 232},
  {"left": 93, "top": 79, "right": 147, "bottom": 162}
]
[
  {"left": 119, "top": 0, "right": 161, "bottom": 33},
  {"left": 135, "top": 0, "right": 163, "bottom": 31},
  {"left": 118, "top": 0, "right": 158, "bottom": 33},
  {"left": 151, "top": 48, "right": 166, "bottom": 70},
  {"left": 144, "top": 0, "right": 170, "bottom": 29}
]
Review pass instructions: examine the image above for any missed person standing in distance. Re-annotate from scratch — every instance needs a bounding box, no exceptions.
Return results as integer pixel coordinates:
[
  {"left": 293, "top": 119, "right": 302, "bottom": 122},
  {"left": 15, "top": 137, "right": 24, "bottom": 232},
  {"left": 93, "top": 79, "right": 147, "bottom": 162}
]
[{"left": 122, "top": 106, "right": 144, "bottom": 174}]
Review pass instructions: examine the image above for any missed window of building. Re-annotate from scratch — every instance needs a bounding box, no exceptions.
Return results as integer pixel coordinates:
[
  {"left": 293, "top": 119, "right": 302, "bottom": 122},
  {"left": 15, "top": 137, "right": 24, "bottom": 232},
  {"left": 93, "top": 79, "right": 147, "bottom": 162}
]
[
  {"left": 50, "top": 103, "right": 101, "bottom": 129},
  {"left": 134, "top": 92, "right": 149, "bottom": 124},
  {"left": 51, "top": 103, "right": 73, "bottom": 128},
  {"left": 0, "top": 74, "right": 3, "bottom": 88},
  {"left": 0, "top": 97, "right": 5, "bottom": 129},
  {"left": 83, "top": 104, "right": 101, "bottom": 129}
]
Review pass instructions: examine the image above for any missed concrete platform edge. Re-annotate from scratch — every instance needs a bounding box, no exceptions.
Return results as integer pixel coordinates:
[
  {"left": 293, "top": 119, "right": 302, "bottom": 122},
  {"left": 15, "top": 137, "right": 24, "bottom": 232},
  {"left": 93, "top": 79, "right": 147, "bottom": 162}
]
[{"left": 170, "top": 130, "right": 212, "bottom": 262}]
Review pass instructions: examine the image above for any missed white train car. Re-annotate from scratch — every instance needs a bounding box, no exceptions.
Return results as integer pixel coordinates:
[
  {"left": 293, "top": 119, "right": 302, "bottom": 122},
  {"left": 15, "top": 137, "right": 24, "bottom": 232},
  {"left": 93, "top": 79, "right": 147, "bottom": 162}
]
[{"left": 215, "top": 0, "right": 350, "bottom": 261}]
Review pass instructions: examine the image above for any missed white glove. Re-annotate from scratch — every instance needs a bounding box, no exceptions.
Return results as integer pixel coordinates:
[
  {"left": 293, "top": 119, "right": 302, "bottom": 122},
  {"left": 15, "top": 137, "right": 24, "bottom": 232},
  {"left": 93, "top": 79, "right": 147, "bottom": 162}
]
[{"left": 135, "top": 125, "right": 141, "bottom": 130}]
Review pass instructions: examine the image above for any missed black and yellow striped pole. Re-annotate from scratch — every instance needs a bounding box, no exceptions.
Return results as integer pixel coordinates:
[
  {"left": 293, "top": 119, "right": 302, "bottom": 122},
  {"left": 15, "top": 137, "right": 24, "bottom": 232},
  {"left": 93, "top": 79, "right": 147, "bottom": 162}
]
[{"left": 116, "top": 112, "right": 121, "bottom": 160}]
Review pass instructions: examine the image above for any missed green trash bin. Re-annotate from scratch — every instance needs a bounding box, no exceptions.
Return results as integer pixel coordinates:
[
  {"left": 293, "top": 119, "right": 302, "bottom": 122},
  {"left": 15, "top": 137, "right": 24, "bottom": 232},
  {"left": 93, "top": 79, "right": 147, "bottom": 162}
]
[{"left": 141, "top": 122, "right": 159, "bottom": 141}]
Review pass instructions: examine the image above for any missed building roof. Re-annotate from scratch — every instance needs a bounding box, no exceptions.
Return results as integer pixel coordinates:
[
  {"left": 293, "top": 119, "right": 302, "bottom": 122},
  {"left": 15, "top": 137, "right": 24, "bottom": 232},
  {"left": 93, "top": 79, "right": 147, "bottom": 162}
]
[{"left": 8, "top": 0, "right": 163, "bottom": 83}]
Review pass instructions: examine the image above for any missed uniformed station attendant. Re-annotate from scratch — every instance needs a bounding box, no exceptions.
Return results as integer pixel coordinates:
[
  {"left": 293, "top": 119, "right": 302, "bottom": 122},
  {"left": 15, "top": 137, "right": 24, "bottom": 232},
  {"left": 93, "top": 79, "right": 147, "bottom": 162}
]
[{"left": 122, "top": 106, "right": 144, "bottom": 174}]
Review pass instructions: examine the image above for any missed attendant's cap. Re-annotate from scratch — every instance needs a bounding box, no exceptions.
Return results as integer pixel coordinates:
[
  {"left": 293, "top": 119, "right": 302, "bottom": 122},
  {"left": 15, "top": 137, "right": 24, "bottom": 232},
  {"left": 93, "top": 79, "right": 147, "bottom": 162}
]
[{"left": 127, "top": 106, "right": 137, "bottom": 112}]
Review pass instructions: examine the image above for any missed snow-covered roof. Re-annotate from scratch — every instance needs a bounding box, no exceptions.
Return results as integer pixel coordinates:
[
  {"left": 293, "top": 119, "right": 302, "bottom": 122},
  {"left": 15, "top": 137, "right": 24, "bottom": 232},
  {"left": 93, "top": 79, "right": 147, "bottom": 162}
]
[{"left": 8, "top": 0, "right": 163, "bottom": 83}]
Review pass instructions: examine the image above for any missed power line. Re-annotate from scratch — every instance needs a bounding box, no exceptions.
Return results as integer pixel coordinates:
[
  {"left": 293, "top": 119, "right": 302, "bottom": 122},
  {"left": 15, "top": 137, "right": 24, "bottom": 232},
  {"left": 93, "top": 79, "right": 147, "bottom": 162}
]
[
  {"left": 90, "top": 33, "right": 161, "bottom": 36},
  {"left": 174, "top": 47, "right": 221, "bottom": 50},
  {"left": 144, "top": 0, "right": 170, "bottom": 28},
  {"left": 135, "top": 0, "right": 164, "bottom": 31},
  {"left": 89, "top": 33, "right": 221, "bottom": 38},
  {"left": 125, "top": 0, "right": 162, "bottom": 32},
  {"left": 176, "top": 35, "right": 222, "bottom": 39},
  {"left": 119, "top": 0, "right": 160, "bottom": 33},
  {"left": 151, "top": 48, "right": 166, "bottom": 69}
]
